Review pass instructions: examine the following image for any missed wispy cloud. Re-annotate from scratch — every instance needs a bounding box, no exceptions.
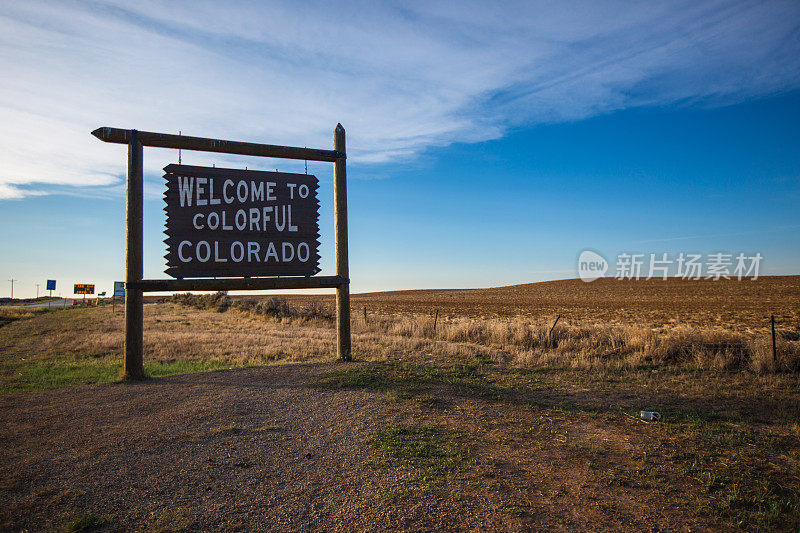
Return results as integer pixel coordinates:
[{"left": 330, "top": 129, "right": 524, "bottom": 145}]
[{"left": 1, "top": 0, "right": 798, "bottom": 198}]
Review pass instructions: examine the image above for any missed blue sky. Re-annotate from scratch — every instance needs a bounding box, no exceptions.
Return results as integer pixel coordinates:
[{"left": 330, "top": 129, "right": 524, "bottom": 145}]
[{"left": 1, "top": 1, "right": 799, "bottom": 297}]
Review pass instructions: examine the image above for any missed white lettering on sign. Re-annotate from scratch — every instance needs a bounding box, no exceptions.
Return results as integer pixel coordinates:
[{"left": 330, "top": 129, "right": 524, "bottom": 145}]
[
  {"left": 164, "top": 165, "right": 320, "bottom": 278},
  {"left": 214, "top": 241, "right": 227, "bottom": 262},
  {"left": 251, "top": 182, "right": 264, "bottom": 202},
  {"left": 235, "top": 209, "right": 247, "bottom": 231},
  {"left": 207, "top": 212, "right": 219, "bottom": 229},
  {"left": 179, "top": 177, "right": 193, "bottom": 206},
  {"left": 223, "top": 179, "right": 234, "bottom": 204},
  {"left": 298, "top": 242, "right": 310, "bottom": 262},
  {"left": 196, "top": 241, "right": 211, "bottom": 262},
  {"left": 209, "top": 179, "right": 221, "bottom": 205},
  {"left": 187, "top": 207, "right": 297, "bottom": 233},
  {"left": 231, "top": 241, "right": 244, "bottom": 262},
  {"left": 180, "top": 177, "right": 291, "bottom": 207},
  {"left": 196, "top": 177, "right": 208, "bottom": 206},
  {"left": 178, "top": 240, "right": 192, "bottom": 262},
  {"left": 176, "top": 240, "right": 313, "bottom": 264}
]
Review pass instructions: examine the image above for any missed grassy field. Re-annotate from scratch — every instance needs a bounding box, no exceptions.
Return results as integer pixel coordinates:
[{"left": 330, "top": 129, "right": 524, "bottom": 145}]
[
  {"left": 2, "top": 277, "right": 799, "bottom": 391},
  {"left": 1, "top": 277, "right": 799, "bottom": 529}
]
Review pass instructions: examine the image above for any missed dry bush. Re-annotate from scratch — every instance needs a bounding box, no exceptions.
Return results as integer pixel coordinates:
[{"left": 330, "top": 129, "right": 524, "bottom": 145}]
[
  {"left": 350, "top": 314, "right": 800, "bottom": 373},
  {"left": 164, "top": 299, "right": 800, "bottom": 373},
  {"left": 172, "top": 293, "right": 334, "bottom": 323},
  {"left": 749, "top": 337, "right": 800, "bottom": 373},
  {"left": 170, "top": 291, "right": 231, "bottom": 312},
  {"left": 0, "top": 307, "right": 45, "bottom": 321},
  {"left": 0, "top": 307, "right": 49, "bottom": 328}
]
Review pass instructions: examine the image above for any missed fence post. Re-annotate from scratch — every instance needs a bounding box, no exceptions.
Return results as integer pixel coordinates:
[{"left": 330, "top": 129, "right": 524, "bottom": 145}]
[
  {"left": 124, "top": 130, "right": 145, "bottom": 379},
  {"left": 334, "top": 124, "right": 351, "bottom": 361},
  {"left": 548, "top": 314, "right": 561, "bottom": 348}
]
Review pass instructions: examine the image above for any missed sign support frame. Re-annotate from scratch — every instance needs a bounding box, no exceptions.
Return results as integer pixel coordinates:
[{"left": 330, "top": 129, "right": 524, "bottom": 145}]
[
  {"left": 93, "top": 125, "right": 352, "bottom": 380},
  {"left": 333, "top": 125, "right": 351, "bottom": 361},
  {"left": 126, "top": 130, "right": 144, "bottom": 379}
]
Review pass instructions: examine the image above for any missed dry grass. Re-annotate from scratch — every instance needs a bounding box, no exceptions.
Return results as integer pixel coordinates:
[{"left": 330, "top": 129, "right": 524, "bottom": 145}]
[
  {"left": 3, "top": 276, "right": 798, "bottom": 393},
  {"left": 140, "top": 295, "right": 800, "bottom": 373},
  {"left": 0, "top": 307, "right": 48, "bottom": 327},
  {"left": 349, "top": 313, "right": 800, "bottom": 372},
  {"left": 3, "top": 294, "right": 797, "bottom": 380}
]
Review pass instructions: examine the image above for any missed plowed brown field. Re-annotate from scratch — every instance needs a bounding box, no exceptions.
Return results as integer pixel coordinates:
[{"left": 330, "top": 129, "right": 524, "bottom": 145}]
[{"left": 281, "top": 276, "right": 800, "bottom": 332}]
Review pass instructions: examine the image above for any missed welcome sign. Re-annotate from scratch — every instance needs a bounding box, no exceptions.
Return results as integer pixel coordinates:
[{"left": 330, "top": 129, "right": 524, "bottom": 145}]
[
  {"left": 93, "top": 124, "right": 352, "bottom": 376},
  {"left": 163, "top": 164, "right": 320, "bottom": 278}
]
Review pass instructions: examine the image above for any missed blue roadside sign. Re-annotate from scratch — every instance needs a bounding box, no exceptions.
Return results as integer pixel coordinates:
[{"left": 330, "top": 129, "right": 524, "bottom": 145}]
[
  {"left": 46, "top": 279, "right": 56, "bottom": 291},
  {"left": 114, "top": 281, "right": 125, "bottom": 296}
]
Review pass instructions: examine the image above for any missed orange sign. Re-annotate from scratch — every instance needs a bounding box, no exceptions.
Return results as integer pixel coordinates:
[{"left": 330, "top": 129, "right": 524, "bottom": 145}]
[{"left": 74, "top": 284, "right": 95, "bottom": 295}]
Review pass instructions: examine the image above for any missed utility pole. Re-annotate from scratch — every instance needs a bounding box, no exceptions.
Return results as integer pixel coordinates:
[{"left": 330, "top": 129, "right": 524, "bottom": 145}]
[
  {"left": 8, "top": 279, "right": 17, "bottom": 300},
  {"left": 36, "top": 283, "right": 40, "bottom": 299}
]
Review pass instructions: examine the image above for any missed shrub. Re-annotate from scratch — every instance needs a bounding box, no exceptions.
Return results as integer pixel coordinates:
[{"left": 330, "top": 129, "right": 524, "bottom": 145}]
[{"left": 170, "top": 291, "right": 230, "bottom": 312}]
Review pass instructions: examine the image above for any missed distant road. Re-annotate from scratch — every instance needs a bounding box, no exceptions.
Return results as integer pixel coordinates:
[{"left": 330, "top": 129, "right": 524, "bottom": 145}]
[{"left": 21, "top": 299, "right": 75, "bottom": 309}]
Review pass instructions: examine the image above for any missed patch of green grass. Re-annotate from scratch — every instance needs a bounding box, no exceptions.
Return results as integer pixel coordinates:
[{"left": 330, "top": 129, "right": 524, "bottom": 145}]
[
  {"left": 368, "top": 423, "right": 471, "bottom": 485},
  {"left": 64, "top": 511, "right": 108, "bottom": 532},
  {"left": 384, "top": 389, "right": 413, "bottom": 401},
  {"left": 608, "top": 418, "right": 800, "bottom": 531},
  {"left": 500, "top": 502, "right": 528, "bottom": 516},
  {"left": 313, "top": 362, "right": 516, "bottom": 403},
  {"left": 147, "top": 507, "right": 194, "bottom": 532},
  {"left": 144, "top": 359, "right": 239, "bottom": 378},
  {"left": 375, "top": 488, "right": 404, "bottom": 502},
  {"left": 670, "top": 420, "right": 800, "bottom": 531},
  {"left": 0, "top": 357, "right": 243, "bottom": 394},
  {"left": 0, "top": 359, "right": 124, "bottom": 393},
  {"left": 313, "top": 366, "right": 394, "bottom": 391}
]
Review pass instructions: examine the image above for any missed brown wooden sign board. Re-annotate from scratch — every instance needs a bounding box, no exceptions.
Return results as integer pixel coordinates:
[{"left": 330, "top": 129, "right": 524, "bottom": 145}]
[{"left": 163, "top": 164, "right": 320, "bottom": 278}]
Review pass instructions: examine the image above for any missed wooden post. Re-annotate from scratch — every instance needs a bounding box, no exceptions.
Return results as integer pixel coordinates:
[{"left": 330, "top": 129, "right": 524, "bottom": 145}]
[
  {"left": 771, "top": 314, "right": 777, "bottom": 368},
  {"left": 364, "top": 306, "right": 367, "bottom": 324},
  {"left": 433, "top": 309, "right": 439, "bottom": 335},
  {"left": 548, "top": 314, "right": 561, "bottom": 348},
  {"left": 124, "top": 130, "right": 145, "bottom": 379},
  {"left": 333, "top": 124, "right": 351, "bottom": 361}
]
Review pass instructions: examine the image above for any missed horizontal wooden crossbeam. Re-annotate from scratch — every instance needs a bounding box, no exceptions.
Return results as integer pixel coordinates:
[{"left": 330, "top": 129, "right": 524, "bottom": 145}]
[
  {"left": 131, "top": 275, "right": 348, "bottom": 293},
  {"left": 91, "top": 127, "right": 345, "bottom": 162}
]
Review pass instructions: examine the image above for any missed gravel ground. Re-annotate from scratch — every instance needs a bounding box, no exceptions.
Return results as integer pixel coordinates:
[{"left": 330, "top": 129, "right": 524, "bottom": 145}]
[
  {"left": 1, "top": 362, "right": 727, "bottom": 532},
  {"left": 2, "top": 363, "right": 397, "bottom": 531},
  {"left": 0, "top": 363, "right": 527, "bottom": 531}
]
